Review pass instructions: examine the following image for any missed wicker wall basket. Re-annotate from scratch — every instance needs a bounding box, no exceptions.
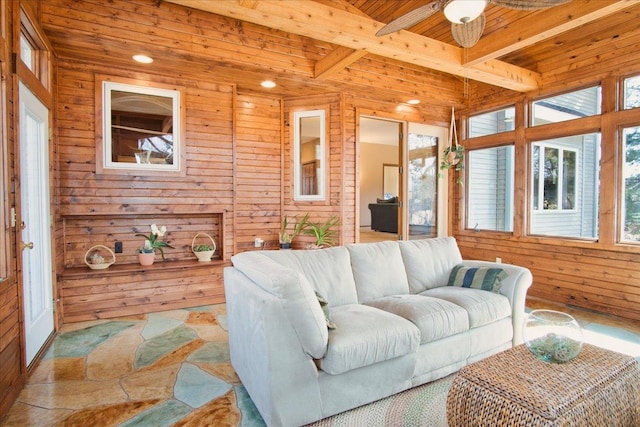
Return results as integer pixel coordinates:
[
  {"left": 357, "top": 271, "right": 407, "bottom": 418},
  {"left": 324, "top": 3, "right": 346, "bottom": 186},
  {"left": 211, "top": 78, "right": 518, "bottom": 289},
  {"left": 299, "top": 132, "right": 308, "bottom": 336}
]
[
  {"left": 84, "top": 245, "right": 116, "bottom": 270},
  {"left": 191, "top": 232, "right": 216, "bottom": 262}
]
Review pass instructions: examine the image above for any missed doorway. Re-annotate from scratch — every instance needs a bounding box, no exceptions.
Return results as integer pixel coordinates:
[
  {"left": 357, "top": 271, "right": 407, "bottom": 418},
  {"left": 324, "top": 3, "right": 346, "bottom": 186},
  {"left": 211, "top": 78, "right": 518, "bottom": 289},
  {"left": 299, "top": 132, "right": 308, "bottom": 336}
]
[
  {"left": 359, "top": 116, "right": 449, "bottom": 242},
  {"left": 406, "top": 122, "right": 447, "bottom": 239},
  {"left": 19, "top": 81, "right": 54, "bottom": 366},
  {"left": 359, "top": 117, "right": 401, "bottom": 242}
]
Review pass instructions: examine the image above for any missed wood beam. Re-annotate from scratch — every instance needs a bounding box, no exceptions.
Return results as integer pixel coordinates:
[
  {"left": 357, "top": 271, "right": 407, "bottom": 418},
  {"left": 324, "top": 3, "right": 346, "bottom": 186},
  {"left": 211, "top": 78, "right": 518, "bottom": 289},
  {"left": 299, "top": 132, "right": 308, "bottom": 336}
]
[
  {"left": 466, "top": 0, "right": 640, "bottom": 66},
  {"left": 314, "top": 46, "right": 368, "bottom": 80},
  {"left": 166, "top": 0, "right": 542, "bottom": 92}
]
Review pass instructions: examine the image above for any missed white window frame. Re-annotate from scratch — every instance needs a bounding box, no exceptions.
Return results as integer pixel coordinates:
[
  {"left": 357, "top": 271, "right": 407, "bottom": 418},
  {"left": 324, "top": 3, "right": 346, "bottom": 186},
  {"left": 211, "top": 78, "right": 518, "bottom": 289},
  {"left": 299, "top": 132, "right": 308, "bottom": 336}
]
[{"left": 532, "top": 143, "right": 578, "bottom": 213}]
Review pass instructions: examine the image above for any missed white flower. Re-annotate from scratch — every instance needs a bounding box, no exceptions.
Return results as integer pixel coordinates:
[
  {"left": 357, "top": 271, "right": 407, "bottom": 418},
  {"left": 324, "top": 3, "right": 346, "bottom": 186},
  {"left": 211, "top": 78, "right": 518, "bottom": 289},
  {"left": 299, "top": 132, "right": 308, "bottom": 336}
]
[
  {"left": 151, "top": 224, "right": 159, "bottom": 235},
  {"left": 158, "top": 225, "right": 167, "bottom": 237},
  {"left": 143, "top": 239, "right": 153, "bottom": 250}
]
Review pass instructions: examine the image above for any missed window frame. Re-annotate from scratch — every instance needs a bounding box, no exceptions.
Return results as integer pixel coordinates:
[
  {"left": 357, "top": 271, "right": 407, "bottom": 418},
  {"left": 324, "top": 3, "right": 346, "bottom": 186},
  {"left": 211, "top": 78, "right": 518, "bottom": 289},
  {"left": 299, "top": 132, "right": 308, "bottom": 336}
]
[
  {"left": 530, "top": 85, "right": 602, "bottom": 127},
  {"left": 468, "top": 106, "right": 516, "bottom": 138},
  {"left": 620, "top": 125, "right": 640, "bottom": 244},
  {"left": 465, "top": 143, "right": 516, "bottom": 232},
  {"left": 531, "top": 142, "right": 578, "bottom": 213},
  {"left": 96, "top": 77, "right": 186, "bottom": 177},
  {"left": 292, "top": 109, "right": 327, "bottom": 202}
]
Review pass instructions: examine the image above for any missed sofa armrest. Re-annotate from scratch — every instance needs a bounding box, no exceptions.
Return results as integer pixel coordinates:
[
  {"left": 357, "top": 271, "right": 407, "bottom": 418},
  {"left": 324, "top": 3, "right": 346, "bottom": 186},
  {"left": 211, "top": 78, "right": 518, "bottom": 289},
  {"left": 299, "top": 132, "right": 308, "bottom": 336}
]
[
  {"left": 459, "top": 260, "right": 533, "bottom": 346},
  {"left": 224, "top": 266, "right": 323, "bottom": 427}
]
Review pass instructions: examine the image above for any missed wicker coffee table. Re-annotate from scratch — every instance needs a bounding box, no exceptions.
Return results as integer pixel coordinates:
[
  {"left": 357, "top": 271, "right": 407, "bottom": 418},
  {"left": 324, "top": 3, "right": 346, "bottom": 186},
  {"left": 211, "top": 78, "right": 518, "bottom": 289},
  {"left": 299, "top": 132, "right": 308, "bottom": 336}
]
[{"left": 447, "top": 344, "right": 640, "bottom": 426}]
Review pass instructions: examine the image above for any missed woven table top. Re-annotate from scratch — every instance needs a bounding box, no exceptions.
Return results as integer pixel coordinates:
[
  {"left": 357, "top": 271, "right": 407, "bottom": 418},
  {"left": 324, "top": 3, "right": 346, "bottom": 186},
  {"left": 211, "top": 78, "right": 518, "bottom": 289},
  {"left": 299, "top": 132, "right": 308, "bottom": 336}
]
[{"left": 454, "top": 344, "right": 640, "bottom": 419}]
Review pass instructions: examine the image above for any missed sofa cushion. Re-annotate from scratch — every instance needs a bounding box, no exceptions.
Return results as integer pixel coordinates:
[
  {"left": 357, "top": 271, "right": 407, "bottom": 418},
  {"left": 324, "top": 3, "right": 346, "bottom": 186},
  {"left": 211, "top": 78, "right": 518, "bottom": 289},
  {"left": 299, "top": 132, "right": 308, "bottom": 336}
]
[
  {"left": 365, "top": 295, "right": 469, "bottom": 344},
  {"left": 261, "top": 246, "right": 358, "bottom": 306},
  {"left": 447, "top": 264, "right": 507, "bottom": 292},
  {"left": 399, "top": 237, "right": 463, "bottom": 293},
  {"left": 230, "top": 252, "right": 328, "bottom": 358},
  {"left": 317, "top": 304, "right": 420, "bottom": 375},
  {"left": 347, "top": 241, "right": 409, "bottom": 303},
  {"left": 423, "top": 286, "right": 511, "bottom": 329}
]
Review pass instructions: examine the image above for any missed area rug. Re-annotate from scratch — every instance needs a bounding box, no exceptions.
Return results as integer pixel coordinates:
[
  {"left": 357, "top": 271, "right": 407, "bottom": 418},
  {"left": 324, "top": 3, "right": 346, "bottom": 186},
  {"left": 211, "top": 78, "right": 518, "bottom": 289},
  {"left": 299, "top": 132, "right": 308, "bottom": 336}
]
[{"left": 306, "top": 375, "right": 453, "bottom": 427}]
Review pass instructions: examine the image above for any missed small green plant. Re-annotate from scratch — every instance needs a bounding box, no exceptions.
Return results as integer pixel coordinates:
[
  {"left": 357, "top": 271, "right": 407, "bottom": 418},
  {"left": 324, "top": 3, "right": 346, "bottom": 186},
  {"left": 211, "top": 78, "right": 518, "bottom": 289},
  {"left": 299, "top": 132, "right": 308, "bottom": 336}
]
[
  {"left": 279, "top": 213, "right": 309, "bottom": 246},
  {"left": 439, "top": 144, "right": 464, "bottom": 186},
  {"left": 304, "top": 215, "right": 339, "bottom": 248},
  {"left": 193, "top": 244, "right": 214, "bottom": 252}
]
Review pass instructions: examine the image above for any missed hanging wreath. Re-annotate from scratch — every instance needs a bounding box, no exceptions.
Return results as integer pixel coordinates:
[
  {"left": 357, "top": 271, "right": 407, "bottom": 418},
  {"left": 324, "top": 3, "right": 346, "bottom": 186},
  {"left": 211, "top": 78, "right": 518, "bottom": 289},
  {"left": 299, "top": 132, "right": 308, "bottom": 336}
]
[{"left": 439, "top": 107, "right": 464, "bottom": 185}]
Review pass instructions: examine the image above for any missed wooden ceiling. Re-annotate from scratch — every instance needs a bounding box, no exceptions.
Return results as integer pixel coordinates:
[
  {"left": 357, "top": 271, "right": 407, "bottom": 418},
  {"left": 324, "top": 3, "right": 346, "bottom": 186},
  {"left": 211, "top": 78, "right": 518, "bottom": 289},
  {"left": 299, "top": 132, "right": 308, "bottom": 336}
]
[
  {"left": 167, "top": 0, "right": 639, "bottom": 90},
  {"left": 41, "top": 0, "right": 640, "bottom": 108}
]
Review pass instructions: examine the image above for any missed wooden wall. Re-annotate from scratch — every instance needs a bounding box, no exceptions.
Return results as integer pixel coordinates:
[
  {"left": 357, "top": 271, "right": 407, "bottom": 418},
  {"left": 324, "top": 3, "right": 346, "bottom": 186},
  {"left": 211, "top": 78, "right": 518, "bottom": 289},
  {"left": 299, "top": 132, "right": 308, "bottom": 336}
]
[{"left": 0, "top": 12, "right": 20, "bottom": 416}]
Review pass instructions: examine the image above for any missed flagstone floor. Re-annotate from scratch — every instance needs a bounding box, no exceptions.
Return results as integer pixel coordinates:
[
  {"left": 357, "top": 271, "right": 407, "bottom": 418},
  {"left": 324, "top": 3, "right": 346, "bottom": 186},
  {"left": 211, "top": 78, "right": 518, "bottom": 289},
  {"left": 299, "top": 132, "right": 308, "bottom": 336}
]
[
  {"left": 1, "top": 304, "right": 264, "bottom": 427},
  {"left": 1, "top": 300, "right": 639, "bottom": 426}
]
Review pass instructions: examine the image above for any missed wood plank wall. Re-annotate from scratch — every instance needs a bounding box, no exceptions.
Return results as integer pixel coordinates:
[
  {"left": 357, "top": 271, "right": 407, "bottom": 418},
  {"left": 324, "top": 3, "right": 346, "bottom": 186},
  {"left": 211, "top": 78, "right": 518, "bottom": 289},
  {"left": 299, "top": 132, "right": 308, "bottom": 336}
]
[
  {"left": 54, "top": 60, "right": 236, "bottom": 321},
  {"left": 1, "top": 0, "right": 22, "bottom": 416},
  {"left": 234, "top": 93, "right": 283, "bottom": 252}
]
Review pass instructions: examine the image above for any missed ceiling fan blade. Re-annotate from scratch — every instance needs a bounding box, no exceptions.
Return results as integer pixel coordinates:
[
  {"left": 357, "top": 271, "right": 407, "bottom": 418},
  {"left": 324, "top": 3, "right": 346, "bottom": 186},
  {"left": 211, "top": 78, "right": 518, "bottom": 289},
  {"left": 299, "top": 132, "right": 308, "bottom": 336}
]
[
  {"left": 491, "top": 0, "right": 571, "bottom": 10},
  {"left": 375, "top": 1, "right": 441, "bottom": 37},
  {"left": 451, "top": 13, "right": 486, "bottom": 48}
]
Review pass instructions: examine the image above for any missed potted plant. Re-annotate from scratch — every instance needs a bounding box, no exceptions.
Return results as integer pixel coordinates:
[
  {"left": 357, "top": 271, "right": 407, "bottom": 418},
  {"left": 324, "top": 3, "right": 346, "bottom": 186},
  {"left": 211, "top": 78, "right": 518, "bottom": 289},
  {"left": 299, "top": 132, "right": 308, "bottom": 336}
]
[
  {"left": 439, "top": 144, "right": 465, "bottom": 185},
  {"left": 136, "top": 224, "right": 174, "bottom": 265},
  {"left": 304, "top": 215, "right": 339, "bottom": 248},
  {"left": 191, "top": 232, "right": 216, "bottom": 262},
  {"left": 279, "top": 213, "right": 309, "bottom": 249},
  {"left": 439, "top": 107, "right": 464, "bottom": 185}
]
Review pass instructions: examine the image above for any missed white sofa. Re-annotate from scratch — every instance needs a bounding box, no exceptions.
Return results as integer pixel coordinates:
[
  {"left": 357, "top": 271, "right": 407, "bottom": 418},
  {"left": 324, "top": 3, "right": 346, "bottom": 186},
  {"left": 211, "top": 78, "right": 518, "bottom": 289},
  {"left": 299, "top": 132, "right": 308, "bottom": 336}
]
[{"left": 224, "top": 237, "right": 532, "bottom": 426}]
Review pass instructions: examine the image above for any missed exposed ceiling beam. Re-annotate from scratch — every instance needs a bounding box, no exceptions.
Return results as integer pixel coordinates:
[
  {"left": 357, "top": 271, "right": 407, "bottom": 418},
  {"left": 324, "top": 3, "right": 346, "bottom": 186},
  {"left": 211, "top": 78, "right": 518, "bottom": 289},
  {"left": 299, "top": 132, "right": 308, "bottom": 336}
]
[
  {"left": 166, "top": 0, "right": 542, "bottom": 92},
  {"left": 314, "top": 46, "right": 369, "bottom": 80},
  {"left": 466, "top": 0, "right": 640, "bottom": 66}
]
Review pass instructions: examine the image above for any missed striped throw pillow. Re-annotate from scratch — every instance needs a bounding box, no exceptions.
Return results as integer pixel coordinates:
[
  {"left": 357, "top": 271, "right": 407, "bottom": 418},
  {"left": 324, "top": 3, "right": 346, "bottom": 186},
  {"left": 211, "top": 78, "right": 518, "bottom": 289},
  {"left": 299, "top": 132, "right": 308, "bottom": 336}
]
[{"left": 447, "top": 264, "right": 506, "bottom": 293}]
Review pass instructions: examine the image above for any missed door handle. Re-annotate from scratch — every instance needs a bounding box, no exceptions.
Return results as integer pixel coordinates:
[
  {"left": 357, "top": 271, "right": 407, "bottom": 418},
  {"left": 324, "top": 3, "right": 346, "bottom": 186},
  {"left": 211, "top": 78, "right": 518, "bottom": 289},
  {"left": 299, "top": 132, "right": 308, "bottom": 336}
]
[{"left": 20, "top": 241, "right": 34, "bottom": 250}]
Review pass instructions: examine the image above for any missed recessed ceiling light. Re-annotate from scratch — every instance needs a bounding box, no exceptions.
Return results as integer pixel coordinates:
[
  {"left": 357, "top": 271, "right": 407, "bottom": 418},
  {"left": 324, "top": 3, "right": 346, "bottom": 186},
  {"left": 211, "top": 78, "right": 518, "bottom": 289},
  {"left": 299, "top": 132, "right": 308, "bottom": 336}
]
[
  {"left": 133, "top": 54, "right": 153, "bottom": 64},
  {"left": 407, "top": 99, "right": 420, "bottom": 105},
  {"left": 261, "top": 80, "right": 276, "bottom": 88}
]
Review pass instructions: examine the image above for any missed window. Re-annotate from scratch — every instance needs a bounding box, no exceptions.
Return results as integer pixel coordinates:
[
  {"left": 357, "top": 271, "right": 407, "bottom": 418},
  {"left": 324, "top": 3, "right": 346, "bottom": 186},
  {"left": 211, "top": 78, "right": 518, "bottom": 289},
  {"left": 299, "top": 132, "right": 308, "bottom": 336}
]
[
  {"left": 293, "top": 109, "right": 326, "bottom": 201},
  {"left": 530, "top": 134, "right": 600, "bottom": 238},
  {"left": 20, "top": 33, "right": 35, "bottom": 72},
  {"left": 622, "top": 127, "right": 640, "bottom": 243},
  {"left": 532, "top": 145, "right": 576, "bottom": 211},
  {"left": 532, "top": 86, "right": 601, "bottom": 126},
  {"left": 623, "top": 75, "right": 640, "bottom": 110},
  {"left": 467, "top": 145, "right": 515, "bottom": 232},
  {"left": 99, "top": 79, "right": 184, "bottom": 175},
  {"left": 469, "top": 107, "right": 515, "bottom": 138},
  {"left": 19, "top": 8, "right": 49, "bottom": 89}
]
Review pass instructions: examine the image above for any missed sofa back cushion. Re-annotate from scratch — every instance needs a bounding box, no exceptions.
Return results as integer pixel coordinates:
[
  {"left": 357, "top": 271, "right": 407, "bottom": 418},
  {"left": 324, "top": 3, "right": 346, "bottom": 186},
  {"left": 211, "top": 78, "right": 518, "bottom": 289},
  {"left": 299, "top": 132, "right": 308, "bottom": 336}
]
[
  {"left": 260, "top": 246, "right": 358, "bottom": 306},
  {"left": 399, "top": 237, "right": 463, "bottom": 293},
  {"left": 230, "top": 251, "right": 329, "bottom": 358},
  {"left": 347, "top": 241, "right": 409, "bottom": 303}
]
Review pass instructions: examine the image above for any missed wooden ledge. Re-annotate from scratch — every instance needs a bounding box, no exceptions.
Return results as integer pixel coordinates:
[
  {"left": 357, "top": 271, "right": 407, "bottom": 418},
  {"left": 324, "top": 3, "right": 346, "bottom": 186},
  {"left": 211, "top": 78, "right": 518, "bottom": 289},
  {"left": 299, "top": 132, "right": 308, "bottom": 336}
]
[{"left": 58, "top": 259, "right": 231, "bottom": 280}]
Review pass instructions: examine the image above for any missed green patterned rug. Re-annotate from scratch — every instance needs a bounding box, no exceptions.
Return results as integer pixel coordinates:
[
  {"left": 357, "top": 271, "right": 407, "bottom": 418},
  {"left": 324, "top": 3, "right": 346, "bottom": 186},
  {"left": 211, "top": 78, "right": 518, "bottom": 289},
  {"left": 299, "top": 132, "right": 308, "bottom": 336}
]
[{"left": 305, "top": 375, "right": 453, "bottom": 427}]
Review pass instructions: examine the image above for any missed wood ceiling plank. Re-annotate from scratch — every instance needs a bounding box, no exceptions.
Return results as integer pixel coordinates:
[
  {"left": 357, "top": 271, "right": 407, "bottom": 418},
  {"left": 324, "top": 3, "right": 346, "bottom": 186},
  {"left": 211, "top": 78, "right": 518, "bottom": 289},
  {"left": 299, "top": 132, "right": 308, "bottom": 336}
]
[
  {"left": 166, "top": 0, "right": 542, "bottom": 91},
  {"left": 465, "top": 0, "right": 640, "bottom": 66}
]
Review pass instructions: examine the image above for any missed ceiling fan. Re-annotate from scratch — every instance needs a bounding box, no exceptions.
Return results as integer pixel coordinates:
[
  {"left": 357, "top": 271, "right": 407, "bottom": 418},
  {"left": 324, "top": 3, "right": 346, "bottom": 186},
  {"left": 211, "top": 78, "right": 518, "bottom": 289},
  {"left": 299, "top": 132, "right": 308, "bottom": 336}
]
[{"left": 375, "top": 0, "right": 571, "bottom": 48}]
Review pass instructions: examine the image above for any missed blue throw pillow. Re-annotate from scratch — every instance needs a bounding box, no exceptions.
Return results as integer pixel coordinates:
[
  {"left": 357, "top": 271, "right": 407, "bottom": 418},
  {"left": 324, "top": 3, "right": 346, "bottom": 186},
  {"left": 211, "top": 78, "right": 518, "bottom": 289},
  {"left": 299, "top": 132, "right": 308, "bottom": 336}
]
[{"left": 447, "top": 264, "right": 506, "bottom": 293}]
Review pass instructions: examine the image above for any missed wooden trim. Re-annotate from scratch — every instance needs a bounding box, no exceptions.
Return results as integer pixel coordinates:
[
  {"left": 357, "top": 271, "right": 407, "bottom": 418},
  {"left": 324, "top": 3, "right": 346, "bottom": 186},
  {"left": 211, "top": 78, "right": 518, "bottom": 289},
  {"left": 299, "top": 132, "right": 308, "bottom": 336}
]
[{"left": 231, "top": 85, "right": 237, "bottom": 256}]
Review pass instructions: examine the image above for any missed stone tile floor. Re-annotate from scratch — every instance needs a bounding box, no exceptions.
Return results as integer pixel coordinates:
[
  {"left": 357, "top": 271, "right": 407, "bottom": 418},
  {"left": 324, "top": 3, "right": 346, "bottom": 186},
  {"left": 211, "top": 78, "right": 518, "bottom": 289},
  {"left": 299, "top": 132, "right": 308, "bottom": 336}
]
[
  {"left": 1, "top": 300, "right": 639, "bottom": 426},
  {"left": 1, "top": 304, "right": 264, "bottom": 427}
]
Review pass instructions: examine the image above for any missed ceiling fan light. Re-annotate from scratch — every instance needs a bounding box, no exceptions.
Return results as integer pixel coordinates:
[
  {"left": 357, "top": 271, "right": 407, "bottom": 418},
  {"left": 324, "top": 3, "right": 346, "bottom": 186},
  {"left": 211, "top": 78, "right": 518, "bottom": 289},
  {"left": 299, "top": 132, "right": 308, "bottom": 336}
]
[
  {"left": 443, "top": 0, "right": 487, "bottom": 24},
  {"left": 451, "top": 12, "right": 486, "bottom": 47}
]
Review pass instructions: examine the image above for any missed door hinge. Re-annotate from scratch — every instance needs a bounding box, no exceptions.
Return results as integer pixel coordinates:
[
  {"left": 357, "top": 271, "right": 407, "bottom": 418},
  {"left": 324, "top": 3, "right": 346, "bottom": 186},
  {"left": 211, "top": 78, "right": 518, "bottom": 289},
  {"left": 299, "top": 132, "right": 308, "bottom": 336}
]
[
  {"left": 398, "top": 201, "right": 404, "bottom": 208},
  {"left": 399, "top": 166, "right": 404, "bottom": 174}
]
